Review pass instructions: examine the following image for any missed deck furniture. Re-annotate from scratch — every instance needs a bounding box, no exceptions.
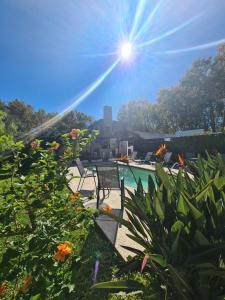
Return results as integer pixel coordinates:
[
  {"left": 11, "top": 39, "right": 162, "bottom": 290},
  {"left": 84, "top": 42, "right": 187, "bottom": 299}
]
[
  {"left": 75, "top": 158, "right": 96, "bottom": 191},
  {"left": 150, "top": 152, "right": 172, "bottom": 166},
  {"left": 130, "top": 151, "right": 137, "bottom": 161},
  {"left": 135, "top": 152, "right": 153, "bottom": 164},
  {"left": 95, "top": 164, "right": 125, "bottom": 212}
]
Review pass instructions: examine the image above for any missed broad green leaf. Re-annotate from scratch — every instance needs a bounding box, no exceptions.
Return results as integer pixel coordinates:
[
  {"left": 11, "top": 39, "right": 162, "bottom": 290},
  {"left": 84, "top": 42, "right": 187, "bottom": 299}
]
[
  {"left": 167, "top": 264, "right": 193, "bottom": 296},
  {"left": 156, "top": 164, "right": 172, "bottom": 191},
  {"left": 182, "top": 193, "right": 203, "bottom": 221},
  {"left": 149, "top": 254, "right": 167, "bottom": 268},
  {"left": 194, "top": 230, "right": 210, "bottom": 246},
  {"left": 92, "top": 280, "right": 144, "bottom": 290}
]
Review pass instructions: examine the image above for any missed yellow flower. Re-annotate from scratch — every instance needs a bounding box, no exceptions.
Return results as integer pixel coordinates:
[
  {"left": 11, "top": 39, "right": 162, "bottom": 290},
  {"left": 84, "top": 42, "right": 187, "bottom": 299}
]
[
  {"left": 69, "top": 129, "right": 81, "bottom": 139},
  {"left": 22, "top": 274, "right": 32, "bottom": 293}
]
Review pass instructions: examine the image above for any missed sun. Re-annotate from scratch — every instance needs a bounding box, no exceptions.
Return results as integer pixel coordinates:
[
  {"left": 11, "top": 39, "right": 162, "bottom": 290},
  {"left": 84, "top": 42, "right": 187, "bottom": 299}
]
[{"left": 120, "top": 42, "right": 133, "bottom": 61}]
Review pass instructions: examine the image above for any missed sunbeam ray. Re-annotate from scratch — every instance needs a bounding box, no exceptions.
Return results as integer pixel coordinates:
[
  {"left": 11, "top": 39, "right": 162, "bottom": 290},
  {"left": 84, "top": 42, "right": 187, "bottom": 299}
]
[
  {"left": 27, "top": 58, "right": 120, "bottom": 140},
  {"left": 129, "top": 0, "right": 146, "bottom": 40},
  {"left": 159, "top": 38, "right": 225, "bottom": 54},
  {"left": 80, "top": 51, "right": 118, "bottom": 58},
  {"left": 133, "top": 0, "right": 164, "bottom": 42},
  {"left": 136, "top": 13, "right": 203, "bottom": 49}
]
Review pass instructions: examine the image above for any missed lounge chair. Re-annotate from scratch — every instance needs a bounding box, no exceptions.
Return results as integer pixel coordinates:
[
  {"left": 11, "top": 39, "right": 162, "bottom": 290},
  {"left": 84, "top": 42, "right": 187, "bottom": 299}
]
[
  {"left": 129, "top": 151, "right": 137, "bottom": 161},
  {"left": 135, "top": 152, "right": 153, "bottom": 164},
  {"left": 75, "top": 158, "right": 96, "bottom": 191},
  {"left": 150, "top": 152, "right": 172, "bottom": 166},
  {"left": 95, "top": 164, "right": 125, "bottom": 212}
]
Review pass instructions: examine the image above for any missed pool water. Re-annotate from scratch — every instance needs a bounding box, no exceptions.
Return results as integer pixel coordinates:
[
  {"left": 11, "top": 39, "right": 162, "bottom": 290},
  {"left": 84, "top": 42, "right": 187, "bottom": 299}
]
[
  {"left": 89, "top": 164, "right": 156, "bottom": 190},
  {"left": 118, "top": 165, "right": 156, "bottom": 190}
]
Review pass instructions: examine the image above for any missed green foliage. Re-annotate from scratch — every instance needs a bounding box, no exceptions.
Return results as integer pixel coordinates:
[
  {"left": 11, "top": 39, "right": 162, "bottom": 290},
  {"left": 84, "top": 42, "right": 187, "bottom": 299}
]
[
  {"left": 118, "top": 44, "right": 225, "bottom": 133},
  {"left": 0, "top": 110, "right": 17, "bottom": 152},
  {"left": 0, "top": 129, "right": 107, "bottom": 299},
  {"left": 0, "top": 99, "right": 92, "bottom": 140},
  {"left": 95, "top": 155, "right": 225, "bottom": 299}
]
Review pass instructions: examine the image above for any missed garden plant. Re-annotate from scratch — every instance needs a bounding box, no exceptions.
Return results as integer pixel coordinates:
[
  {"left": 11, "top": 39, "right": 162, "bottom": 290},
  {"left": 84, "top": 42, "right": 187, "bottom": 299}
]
[
  {"left": 94, "top": 154, "right": 225, "bottom": 299},
  {"left": 0, "top": 129, "right": 122, "bottom": 299}
]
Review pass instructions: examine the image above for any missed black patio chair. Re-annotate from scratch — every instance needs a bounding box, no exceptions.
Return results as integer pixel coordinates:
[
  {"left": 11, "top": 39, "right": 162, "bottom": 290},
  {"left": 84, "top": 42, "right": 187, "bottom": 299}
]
[
  {"left": 75, "top": 158, "right": 96, "bottom": 191},
  {"left": 95, "top": 164, "right": 125, "bottom": 213}
]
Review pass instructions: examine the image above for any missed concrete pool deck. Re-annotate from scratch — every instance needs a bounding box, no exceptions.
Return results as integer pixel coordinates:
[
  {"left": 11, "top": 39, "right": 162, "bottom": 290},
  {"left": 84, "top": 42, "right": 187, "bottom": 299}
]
[{"left": 68, "top": 162, "right": 179, "bottom": 260}]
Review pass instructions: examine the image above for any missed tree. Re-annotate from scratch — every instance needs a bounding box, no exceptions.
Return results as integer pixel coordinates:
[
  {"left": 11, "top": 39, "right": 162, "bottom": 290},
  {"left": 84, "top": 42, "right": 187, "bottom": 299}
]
[
  {"left": 118, "top": 100, "right": 161, "bottom": 132},
  {"left": 117, "top": 43, "right": 225, "bottom": 133},
  {"left": 0, "top": 99, "right": 92, "bottom": 141}
]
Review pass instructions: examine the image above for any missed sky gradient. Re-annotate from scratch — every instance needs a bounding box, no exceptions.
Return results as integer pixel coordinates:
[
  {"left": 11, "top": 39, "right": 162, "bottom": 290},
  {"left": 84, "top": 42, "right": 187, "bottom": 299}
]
[{"left": 0, "top": 0, "right": 225, "bottom": 120}]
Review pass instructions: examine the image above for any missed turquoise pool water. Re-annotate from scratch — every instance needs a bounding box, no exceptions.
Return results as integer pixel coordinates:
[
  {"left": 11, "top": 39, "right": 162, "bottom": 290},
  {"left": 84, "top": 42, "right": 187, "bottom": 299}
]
[
  {"left": 89, "top": 164, "right": 155, "bottom": 190},
  {"left": 118, "top": 165, "right": 156, "bottom": 190}
]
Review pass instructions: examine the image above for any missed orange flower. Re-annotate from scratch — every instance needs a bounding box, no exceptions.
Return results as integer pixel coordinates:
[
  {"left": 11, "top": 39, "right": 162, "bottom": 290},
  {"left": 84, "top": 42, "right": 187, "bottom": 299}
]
[
  {"left": 22, "top": 274, "right": 32, "bottom": 293},
  {"left": 49, "top": 142, "right": 60, "bottom": 152},
  {"left": 155, "top": 144, "right": 167, "bottom": 157},
  {"left": 116, "top": 155, "right": 129, "bottom": 163},
  {"left": 0, "top": 282, "right": 6, "bottom": 296},
  {"left": 69, "top": 129, "right": 81, "bottom": 139},
  {"left": 31, "top": 140, "right": 40, "bottom": 150},
  {"left": 101, "top": 204, "right": 113, "bottom": 214},
  {"left": 178, "top": 153, "right": 185, "bottom": 166},
  {"left": 69, "top": 192, "right": 80, "bottom": 203},
  {"left": 76, "top": 206, "right": 83, "bottom": 212},
  {"left": 53, "top": 241, "right": 72, "bottom": 262}
]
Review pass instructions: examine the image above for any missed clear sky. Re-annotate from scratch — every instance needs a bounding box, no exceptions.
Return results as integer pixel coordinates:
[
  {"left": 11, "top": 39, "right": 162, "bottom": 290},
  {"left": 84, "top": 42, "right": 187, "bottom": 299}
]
[{"left": 0, "top": 0, "right": 225, "bottom": 120}]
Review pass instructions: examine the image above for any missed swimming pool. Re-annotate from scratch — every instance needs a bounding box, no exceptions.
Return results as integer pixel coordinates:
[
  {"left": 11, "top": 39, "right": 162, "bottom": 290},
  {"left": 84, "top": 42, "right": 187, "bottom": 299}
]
[
  {"left": 89, "top": 164, "right": 156, "bottom": 190},
  {"left": 118, "top": 165, "right": 156, "bottom": 190}
]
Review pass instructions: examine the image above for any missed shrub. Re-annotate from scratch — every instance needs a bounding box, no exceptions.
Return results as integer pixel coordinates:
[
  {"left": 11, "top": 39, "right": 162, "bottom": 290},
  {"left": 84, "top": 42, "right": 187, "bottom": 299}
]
[
  {"left": 94, "top": 154, "right": 225, "bottom": 299},
  {"left": 0, "top": 129, "right": 104, "bottom": 299}
]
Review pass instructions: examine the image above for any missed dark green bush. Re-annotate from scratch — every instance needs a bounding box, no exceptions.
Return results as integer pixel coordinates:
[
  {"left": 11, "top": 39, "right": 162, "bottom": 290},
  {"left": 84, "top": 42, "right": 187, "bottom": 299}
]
[{"left": 167, "top": 133, "right": 225, "bottom": 155}]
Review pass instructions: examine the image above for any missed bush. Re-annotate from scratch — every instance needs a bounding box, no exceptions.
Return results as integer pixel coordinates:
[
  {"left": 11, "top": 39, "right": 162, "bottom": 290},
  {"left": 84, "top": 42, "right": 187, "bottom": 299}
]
[
  {"left": 94, "top": 154, "right": 225, "bottom": 299},
  {"left": 0, "top": 129, "right": 114, "bottom": 299},
  {"left": 167, "top": 133, "right": 225, "bottom": 155}
]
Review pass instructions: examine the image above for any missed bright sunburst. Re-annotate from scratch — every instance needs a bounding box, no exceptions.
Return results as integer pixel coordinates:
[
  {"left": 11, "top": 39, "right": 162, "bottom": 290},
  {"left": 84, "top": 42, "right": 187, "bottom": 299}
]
[{"left": 120, "top": 42, "right": 133, "bottom": 61}]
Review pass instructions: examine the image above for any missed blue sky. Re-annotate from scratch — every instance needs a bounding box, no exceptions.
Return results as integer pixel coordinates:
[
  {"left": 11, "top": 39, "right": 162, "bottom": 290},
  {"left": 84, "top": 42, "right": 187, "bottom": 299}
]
[{"left": 0, "top": 0, "right": 225, "bottom": 120}]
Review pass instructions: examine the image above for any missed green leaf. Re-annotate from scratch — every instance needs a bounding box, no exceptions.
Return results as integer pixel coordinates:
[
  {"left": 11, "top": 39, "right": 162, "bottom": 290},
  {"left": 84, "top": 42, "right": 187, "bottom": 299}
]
[
  {"left": 31, "top": 294, "right": 41, "bottom": 300},
  {"left": 149, "top": 254, "right": 167, "bottom": 268},
  {"left": 1, "top": 248, "right": 20, "bottom": 264},
  {"left": 167, "top": 264, "right": 193, "bottom": 296},
  {"left": 194, "top": 230, "right": 210, "bottom": 246},
  {"left": 156, "top": 164, "right": 173, "bottom": 191},
  {"left": 92, "top": 280, "right": 144, "bottom": 290},
  {"left": 171, "top": 221, "right": 184, "bottom": 233},
  {"left": 182, "top": 193, "right": 203, "bottom": 221}
]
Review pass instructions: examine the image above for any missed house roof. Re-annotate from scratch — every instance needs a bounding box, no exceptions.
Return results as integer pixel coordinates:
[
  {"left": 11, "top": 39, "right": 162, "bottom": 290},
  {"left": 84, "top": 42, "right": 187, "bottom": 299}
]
[{"left": 133, "top": 131, "right": 173, "bottom": 140}]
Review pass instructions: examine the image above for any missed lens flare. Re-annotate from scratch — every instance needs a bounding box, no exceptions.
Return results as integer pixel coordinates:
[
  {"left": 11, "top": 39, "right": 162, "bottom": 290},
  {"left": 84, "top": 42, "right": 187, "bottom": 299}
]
[
  {"left": 133, "top": 0, "right": 164, "bottom": 42},
  {"left": 26, "top": 58, "right": 119, "bottom": 140},
  {"left": 129, "top": 0, "right": 147, "bottom": 40},
  {"left": 160, "top": 38, "right": 225, "bottom": 54},
  {"left": 136, "top": 13, "right": 203, "bottom": 49},
  {"left": 120, "top": 42, "right": 133, "bottom": 60}
]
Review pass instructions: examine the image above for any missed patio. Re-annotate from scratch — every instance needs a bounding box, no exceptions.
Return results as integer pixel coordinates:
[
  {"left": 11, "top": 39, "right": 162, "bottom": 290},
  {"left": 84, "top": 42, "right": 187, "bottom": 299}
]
[
  {"left": 68, "top": 163, "right": 145, "bottom": 260},
  {"left": 68, "top": 161, "right": 179, "bottom": 260}
]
